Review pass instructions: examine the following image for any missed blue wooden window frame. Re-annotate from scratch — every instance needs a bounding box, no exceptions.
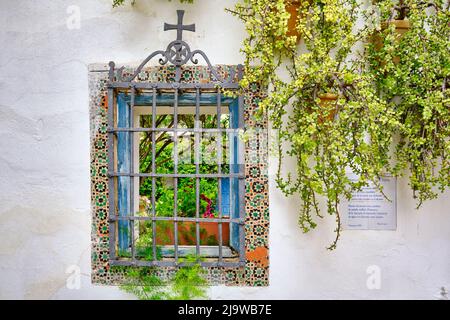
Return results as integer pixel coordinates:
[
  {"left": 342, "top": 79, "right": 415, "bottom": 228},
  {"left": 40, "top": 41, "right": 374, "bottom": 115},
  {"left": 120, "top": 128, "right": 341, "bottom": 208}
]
[{"left": 116, "top": 92, "right": 242, "bottom": 254}]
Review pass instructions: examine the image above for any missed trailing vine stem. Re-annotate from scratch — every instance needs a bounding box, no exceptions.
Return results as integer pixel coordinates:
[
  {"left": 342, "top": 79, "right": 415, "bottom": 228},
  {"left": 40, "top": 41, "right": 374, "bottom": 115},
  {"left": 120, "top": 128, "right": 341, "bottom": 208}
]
[{"left": 326, "top": 201, "right": 341, "bottom": 251}]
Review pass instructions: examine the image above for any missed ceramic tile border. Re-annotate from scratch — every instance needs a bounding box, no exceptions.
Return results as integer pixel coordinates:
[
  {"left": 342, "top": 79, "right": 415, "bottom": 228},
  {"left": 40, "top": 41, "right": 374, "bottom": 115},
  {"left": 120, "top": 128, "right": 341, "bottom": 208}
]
[{"left": 89, "top": 64, "right": 269, "bottom": 286}]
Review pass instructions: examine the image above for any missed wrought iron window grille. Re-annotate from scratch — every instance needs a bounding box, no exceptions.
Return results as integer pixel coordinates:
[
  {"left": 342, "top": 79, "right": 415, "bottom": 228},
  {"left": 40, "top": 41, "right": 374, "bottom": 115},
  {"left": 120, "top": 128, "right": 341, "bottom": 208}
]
[{"left": 107, "top": 10, "right": 245, "bottom": 268}]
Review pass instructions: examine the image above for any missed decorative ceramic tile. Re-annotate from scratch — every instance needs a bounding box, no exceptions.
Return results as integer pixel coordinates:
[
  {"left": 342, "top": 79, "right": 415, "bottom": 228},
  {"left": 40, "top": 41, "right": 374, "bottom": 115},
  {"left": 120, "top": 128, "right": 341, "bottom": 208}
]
[{"left": 89, "top": 65, "right": 269, "bottom": 286}]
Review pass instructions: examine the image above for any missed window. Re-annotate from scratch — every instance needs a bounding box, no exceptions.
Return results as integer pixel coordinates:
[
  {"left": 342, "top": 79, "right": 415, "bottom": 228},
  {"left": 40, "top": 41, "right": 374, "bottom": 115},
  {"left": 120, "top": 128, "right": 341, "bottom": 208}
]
[
  {"left": 108, "top": 87, "right": 245, "bottom": 267},
  {"left": 91, "top": 10, "right": 269, "bottom": 286}
]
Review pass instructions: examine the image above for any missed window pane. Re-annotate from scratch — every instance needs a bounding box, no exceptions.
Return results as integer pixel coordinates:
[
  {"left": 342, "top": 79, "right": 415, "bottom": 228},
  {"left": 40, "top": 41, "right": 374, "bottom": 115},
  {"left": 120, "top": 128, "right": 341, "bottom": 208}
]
[
  {"left": 199, "top": 178, "right": 218, "bottom": 218},
  {"left": 139, "top": 114, "right": 153, "bottom": 128},
  {"left": 219, "top": 113, "right": 230, "bottom": 129},
  {"left": 155, "top": 114, "right": 174, "bottom": 129},
  {"left": 177, "top": 131, "right": 196, "bottom": 173},
  {"left": 135, "top": 220, "right": 158, "bottom": 260},
  {"left": 177, "top": 222, "right": 198, "bottom": 246},
  {"left": 200, "top": 132, "right": 219, "bottom": 173},
  {"left": 155, "top": 131, "right": 174, "bottom": 174},
  {"left": 198, "top": 221, "right": 230, "bottom": 246},
  {"left": 177, "top": 178, "right": 197, "bottom": 217},
  {"left": 221, "top": 131, "right": 231, "bottom": 173},
  {"left": 199, "top": 112, "right": 218, "bottom": 129},
  {"left": 140, "top": 177, "right": 175, "bottom": 217},
  {"left": 178, "top": 113, "right": 195, "bottom": 129},
  {"left": 155, "top": 221, "right": 175, "bottom": 258}
]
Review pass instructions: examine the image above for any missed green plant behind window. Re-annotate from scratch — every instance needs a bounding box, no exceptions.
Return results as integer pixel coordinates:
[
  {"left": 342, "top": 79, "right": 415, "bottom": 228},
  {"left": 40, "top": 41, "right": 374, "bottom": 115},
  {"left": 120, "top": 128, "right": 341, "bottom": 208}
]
[{"left": 139, "top": 114, "right": 225, "bottom": 218}]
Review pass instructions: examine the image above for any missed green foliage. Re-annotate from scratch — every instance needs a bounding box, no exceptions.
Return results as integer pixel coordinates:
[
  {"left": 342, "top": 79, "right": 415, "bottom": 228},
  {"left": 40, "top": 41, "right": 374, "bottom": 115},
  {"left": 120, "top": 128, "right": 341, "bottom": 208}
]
[
  {"left": 139, "top": 114, "right": 227, "bottom": 218},
  {"left": 231, "top": 0, "right": 449, "bottom": 249},
  {"left": 227, "top": 0, "right": 296, "bottom": 89},
  {"left": 112, "top": 0, "right": 134, "bottom": 7},
  {"left": 169, "top": 255, "right": 208, "bottom": 300},
  {"left": 119, "top": 267, "right": 167, "bottom": 300},
  {"left": 135, "top": 220, "right": 164, "bottom": 260},
  {"left": 366, "top": 0, "right": 450, "bottom": 207},
  {"left": 118, "top": 255, "right": 208, "bottom": 300}
]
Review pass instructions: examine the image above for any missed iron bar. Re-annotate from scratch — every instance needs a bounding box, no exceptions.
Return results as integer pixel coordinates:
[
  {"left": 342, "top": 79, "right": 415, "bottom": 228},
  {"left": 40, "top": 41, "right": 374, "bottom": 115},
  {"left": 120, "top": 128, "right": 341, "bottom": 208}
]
[
  {"left": 109, "top": 172, "right": 244, "bottom": 178},
  {"left": 107, "top": 62, "right": 116, "bottom": 261},
  {"left": 110, "top": 216, "right": 243, "bottom": 223},
  {"left": 195, "top": 87, "right": 201, "bottom": 257},
  {"left": 129, "top": 86, "right": 136, "bottom": 262},
  {"left": 108, "top": 82, "right": 239, "bottom": 90},
  {"left": 173, "top": 87, "right": 179, "bottom": 263},
  {"left": 151, "top": 87, "right": 157, "bottom": 262},
  {"left": 109, "top": 128, "right": 240, "bottom": 133},
  {"left": 110, "top": 259, "right": 245, "bottom": 268},
  {"left": 216, "top": 87, "right": 223, "bottom": 263}
]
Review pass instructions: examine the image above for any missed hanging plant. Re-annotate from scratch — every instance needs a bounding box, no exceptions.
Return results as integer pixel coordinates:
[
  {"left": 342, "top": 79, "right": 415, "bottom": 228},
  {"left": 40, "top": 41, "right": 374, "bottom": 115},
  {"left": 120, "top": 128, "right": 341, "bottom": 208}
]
[
  {"left": 231, "top": 0, "right": 398, "bottom": 249},
  {"left": 286, "top": 1, "right": 302, "bottom": 39},
  {"left": 367, "top": 0, "right": 450, "bottom": 207},
  {"left": 227, "top": 0, "right": 298, "bottom": 92},
  {"left": 283, "top": 0, "right": 313, "bottom": 41},
  {"left": 370, "top": 0, "right": 412, "bottom": 64}
]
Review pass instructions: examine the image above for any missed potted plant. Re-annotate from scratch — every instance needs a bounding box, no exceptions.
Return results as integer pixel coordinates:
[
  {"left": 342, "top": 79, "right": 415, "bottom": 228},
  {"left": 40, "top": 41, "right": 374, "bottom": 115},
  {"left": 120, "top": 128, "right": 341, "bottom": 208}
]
[
  {"left": 228, "top": 0, "right": 298, "bottom": 92},
  {"left": 370, "top": 0, "right": 412, "bottom": 64},
  {"left": 367, "top": 0, "right": 450, "bottom": 206},
  {"left": 284, "top": 0, "right": 312, "bottom": 41},
  {"left": 286, "top": 1, "right": 302, "bottom": 38},
  {"left": 233, "top": 0, "right": 396, "bottom": 249},
  {"left": 155, "top": 219, "right": 230, "bottom": 246},
  {"left": 386, "top": 0, "right": 411, "bottom": 33},
  {"left": 112, "top": 0, "right": 449, "bottom": 250},
  {"left": 317, "top": 92, "right": 339, "bottom": 123}
]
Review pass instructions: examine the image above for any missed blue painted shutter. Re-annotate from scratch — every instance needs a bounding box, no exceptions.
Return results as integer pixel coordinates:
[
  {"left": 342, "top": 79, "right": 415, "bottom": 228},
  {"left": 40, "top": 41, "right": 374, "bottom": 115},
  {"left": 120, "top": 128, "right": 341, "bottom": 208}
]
[
  {"left": 117, "top": 93, "right": 131, "bottom": 251},
  {"left": 229, "top": 98, "right": 240, "bottom": 251},
  {"left": 220, "top": 178, "right": 230, "bottom": 216}
]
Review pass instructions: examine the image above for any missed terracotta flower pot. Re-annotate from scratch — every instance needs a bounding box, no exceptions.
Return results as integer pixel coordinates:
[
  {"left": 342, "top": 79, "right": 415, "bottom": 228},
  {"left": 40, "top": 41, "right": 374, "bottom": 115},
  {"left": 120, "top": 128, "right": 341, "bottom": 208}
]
[
  {"left": 286, "top": 0, "right": 313, "bottom": 42},
  {"left": 286, "top": 1, "right": 302, "bottom": 41},
  {"left": 371, "top": 19, "right": 411, "bottom": 64},
  {"left": 317, "top": 93, "right": 339, "bottom": 123},
  {"left": 390, "top": 20, "right": 410, "bottom": 63},
  {"left": 273, "top": 1, "right": 310, "bottom": 43},
  {"left": 390, "top": 19, "right": 411, "bottom": 35},
  {"left": 155, "top": 221, "right": 230, "bottom": 246}
]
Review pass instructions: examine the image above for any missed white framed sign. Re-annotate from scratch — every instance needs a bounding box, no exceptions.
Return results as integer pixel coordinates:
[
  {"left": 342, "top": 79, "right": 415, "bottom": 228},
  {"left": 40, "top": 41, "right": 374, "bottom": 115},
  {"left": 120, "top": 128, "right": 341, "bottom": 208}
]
[{"left": 342, "top": 174, "right": 397, "bottom": 230}]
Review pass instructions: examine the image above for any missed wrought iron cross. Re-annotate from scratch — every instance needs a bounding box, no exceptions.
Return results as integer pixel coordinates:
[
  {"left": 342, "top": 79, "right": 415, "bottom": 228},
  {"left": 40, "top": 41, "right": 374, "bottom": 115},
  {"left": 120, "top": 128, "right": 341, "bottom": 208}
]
[{"left": 164, "top": 10, "right": 195, "bottom": 41}]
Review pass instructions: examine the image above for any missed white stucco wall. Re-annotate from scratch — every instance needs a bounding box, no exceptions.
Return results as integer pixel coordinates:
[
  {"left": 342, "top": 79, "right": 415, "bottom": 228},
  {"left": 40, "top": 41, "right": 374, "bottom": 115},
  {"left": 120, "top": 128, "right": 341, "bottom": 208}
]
[{"left": 0, "top": 0, "right": 448, "bottom": 300}]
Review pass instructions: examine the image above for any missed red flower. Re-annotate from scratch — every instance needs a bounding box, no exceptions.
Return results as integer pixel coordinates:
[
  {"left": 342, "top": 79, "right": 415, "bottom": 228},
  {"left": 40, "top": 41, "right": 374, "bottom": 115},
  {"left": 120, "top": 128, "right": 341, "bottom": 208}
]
[{"left": 201, "top": 194, "right": 214, "bottom": 218}]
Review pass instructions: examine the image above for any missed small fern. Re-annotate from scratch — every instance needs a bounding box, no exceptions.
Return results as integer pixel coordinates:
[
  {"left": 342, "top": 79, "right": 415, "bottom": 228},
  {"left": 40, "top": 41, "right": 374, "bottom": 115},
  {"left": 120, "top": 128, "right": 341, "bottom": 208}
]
[{"left": 119, "top": 255, "right": 208, "bottom": 300}]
